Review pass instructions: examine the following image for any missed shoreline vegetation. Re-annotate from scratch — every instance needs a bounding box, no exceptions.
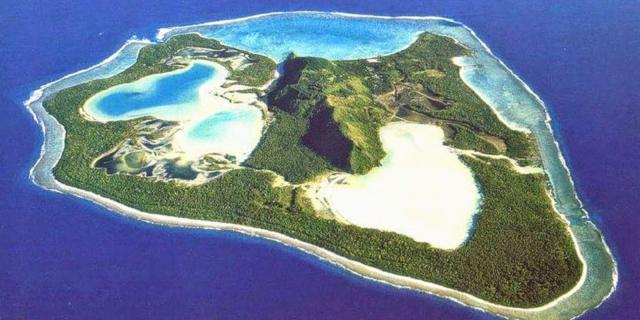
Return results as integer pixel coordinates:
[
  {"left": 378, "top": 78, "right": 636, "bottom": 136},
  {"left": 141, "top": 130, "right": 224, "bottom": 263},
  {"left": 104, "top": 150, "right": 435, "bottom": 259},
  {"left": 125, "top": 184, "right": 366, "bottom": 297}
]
[{"left": 41, "top": 31, "right": 583, "bottom": 309}]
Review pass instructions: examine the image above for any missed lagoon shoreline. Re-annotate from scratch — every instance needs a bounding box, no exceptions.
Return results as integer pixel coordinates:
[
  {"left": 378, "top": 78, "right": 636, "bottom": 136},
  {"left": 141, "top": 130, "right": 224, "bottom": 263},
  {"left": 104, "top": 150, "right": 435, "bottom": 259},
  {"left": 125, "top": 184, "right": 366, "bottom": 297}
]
[{"left": 24, "top": 11, "right": 616, "bottom": 320}]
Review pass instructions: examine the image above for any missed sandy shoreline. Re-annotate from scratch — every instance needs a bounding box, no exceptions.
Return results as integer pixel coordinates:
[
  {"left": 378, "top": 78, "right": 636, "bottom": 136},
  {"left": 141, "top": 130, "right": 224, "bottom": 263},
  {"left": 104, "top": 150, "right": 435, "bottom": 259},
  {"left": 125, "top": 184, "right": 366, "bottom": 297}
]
[
  {"left": 314, "top": 122, "right": 481, "bottom": 250},
  {"left": 23, "top": 11, "right": 617, "bottom": 320}
]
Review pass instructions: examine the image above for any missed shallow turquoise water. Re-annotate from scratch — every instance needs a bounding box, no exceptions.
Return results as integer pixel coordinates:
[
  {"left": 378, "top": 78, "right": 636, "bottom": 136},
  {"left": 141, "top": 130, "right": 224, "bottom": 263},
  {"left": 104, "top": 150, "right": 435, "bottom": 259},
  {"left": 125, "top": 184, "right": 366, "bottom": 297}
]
[
  {"left": 188, "top": 110, "right": 259, "bottom": 142},
  {"left": 169, "top": 14, "right": 429, "bottom": 61},
  {"left": 88, "top": 61, "right": 217, "bottom": 121},
  {"left": 85, "top": 59, "right": 263, "bottom": 160},
  {"left": 178, "top": 106, "right": 263, "bottom": 160},
  {"left": 204, "top": 15, "right": 426, "bottom": 61}
]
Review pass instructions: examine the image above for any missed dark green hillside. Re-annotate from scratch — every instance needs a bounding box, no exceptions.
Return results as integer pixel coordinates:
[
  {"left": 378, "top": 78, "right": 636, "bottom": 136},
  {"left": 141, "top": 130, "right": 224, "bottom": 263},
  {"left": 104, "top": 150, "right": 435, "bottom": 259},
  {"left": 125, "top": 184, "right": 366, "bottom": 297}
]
[
  {"left": 246, "top": 54, "right": 390, "bottom": 181},
  {"left": 248, "top": 33, "right": 534, "bottom": 183}
]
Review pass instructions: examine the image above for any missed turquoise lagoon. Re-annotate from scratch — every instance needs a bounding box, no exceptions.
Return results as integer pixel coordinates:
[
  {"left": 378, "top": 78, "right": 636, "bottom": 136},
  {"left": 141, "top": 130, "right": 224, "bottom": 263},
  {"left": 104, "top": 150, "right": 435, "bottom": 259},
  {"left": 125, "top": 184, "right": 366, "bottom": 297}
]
[
  {"left": 84, "top": 60, "right": 264, "bottom": 161},
  {"left": 176, "top": 107, "right": 263, "bottom": 161},
  {"left": 86, "top": 61, "right": 220, "bottom": 122}
]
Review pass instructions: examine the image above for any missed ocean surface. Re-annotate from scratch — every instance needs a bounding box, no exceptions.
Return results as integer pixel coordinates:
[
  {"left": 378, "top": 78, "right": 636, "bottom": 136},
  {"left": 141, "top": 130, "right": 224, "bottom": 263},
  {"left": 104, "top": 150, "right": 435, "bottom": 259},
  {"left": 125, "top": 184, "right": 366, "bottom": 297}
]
[{"left": 1, "top": 1, "right": 639, "bottom": 319}]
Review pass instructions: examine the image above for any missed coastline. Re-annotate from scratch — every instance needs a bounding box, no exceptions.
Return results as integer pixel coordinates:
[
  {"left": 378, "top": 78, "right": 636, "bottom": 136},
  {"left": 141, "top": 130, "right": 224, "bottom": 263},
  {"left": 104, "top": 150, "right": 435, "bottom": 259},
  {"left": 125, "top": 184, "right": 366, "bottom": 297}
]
[
  {"left": 20, "top": 99, "right": 582, "bottom": 319},
  {"left": 23, "top": 12, "right": 616, "bottom": 320}
]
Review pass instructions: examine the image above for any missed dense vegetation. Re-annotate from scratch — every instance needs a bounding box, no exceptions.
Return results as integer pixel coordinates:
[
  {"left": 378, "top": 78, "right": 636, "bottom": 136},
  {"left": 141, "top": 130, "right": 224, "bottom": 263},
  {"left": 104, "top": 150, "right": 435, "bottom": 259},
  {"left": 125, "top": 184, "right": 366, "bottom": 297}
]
[
  {"left": 246, "top": 54, "right": 390, "bottom": 182},
  {"left": 245, "top": 110, "right": 334, "bottom": 183},
  {"left": 247, "top": 34, "right": 531, "bottom": 182},
  {"left": 340, "top": 33, "right": 533, "bottom": 160},
  {"left": 445, "top": 124, "right": 501, "bottom": 155},
  {"left": 43, "top": 32, "right": 581, "bottom": 307}
]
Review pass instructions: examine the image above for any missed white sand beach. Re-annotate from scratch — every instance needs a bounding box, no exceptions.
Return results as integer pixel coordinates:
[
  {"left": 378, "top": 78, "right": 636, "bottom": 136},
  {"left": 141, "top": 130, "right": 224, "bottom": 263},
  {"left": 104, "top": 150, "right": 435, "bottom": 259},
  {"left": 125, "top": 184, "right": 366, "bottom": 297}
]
[{"left": 316, "top": 122, "right": 481, "bottom": 250}]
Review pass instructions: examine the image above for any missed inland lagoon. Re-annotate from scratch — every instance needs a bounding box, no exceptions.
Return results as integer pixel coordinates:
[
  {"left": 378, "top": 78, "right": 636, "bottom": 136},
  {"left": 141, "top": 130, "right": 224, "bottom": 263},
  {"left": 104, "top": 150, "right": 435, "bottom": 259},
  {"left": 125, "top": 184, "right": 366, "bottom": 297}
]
[
  {"left": 84, "top": 61, "right": 223, "bottom": 122},
  {"left": 84, "top": 60, "right": 264, "bottom": 162}
]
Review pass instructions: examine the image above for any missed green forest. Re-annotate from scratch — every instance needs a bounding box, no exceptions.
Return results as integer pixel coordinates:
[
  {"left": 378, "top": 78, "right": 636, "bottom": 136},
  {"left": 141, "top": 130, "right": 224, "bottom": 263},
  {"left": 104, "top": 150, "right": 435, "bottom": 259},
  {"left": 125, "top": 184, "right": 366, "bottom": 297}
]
[{"left": 43, "top": 33, "right": 581, "bottom": 308}]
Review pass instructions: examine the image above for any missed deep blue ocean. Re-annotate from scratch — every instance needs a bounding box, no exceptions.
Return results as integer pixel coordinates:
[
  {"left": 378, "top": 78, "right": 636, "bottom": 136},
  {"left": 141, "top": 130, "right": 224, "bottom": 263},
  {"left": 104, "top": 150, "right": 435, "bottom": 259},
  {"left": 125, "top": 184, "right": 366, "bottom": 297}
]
[{"left": 1, "top": 1, "right": 639, "bottom": 319}]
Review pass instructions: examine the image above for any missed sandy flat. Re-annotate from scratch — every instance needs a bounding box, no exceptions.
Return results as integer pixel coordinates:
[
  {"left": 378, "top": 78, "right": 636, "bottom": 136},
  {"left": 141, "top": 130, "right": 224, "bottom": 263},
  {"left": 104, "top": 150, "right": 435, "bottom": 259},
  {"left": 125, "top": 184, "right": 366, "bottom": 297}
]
[{"left": 317, "top": 122, "right": 481, "bottom": 250}]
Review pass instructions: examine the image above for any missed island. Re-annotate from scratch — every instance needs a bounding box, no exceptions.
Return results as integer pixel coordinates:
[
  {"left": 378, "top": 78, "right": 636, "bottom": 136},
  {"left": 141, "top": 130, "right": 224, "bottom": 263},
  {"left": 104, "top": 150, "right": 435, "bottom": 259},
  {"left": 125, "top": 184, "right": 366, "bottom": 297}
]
[
  {"left": 28, "top": 12, "right": 616, "bottom": 320},
  {"left": 44, "top": 32, "right": 580, "bottom": 307}
]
